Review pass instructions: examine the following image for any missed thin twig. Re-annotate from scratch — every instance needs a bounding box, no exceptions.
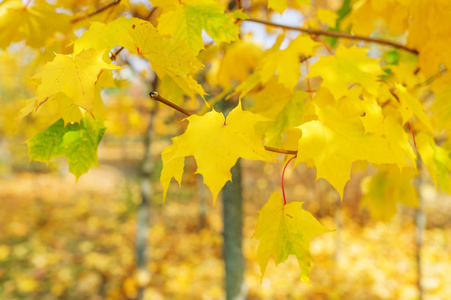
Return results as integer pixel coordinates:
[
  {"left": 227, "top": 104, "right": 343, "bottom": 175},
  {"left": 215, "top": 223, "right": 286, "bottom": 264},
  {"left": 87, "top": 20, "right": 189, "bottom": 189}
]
[
  {"left": 149, "top": 92, "right": 193, "bottom": 117},
  {"left": 71, "top": 0, "right": 121, "bottom": 23},
  {"left": 146, "top": 7, "right": 157, "bottom": 20},
  {"left": 149, "top": 92, "right": 299, "bottom": 155},
  {"left": 110, "top": 47, "right": 124, "bottom": 61},
  {"left": 244, "top": 18, "right": 418, "bottom": 55}
]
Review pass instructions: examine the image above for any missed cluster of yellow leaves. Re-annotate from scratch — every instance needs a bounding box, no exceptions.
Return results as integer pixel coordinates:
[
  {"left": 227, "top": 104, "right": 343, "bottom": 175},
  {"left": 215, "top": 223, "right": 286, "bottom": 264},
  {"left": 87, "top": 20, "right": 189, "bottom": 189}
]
[
  {"left": 348, "top": 0, "right": 451, "bottom": 76},
  {"left": 3, "top": 0, "right": 451, "bottom": 286}
]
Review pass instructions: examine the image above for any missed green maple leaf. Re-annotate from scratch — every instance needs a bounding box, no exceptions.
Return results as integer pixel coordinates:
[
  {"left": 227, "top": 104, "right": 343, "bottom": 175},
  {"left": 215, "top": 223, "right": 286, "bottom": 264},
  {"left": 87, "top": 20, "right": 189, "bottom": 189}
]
[
  {"left": 157, "top": 0, "right": 239, "bottom": 54},
  {"left": 253, "top": 190, "right": 330, "bottom": 284},
  {"left": 27, "top": 115, "right": 105, "bottom": 179},
  {"left": 161, "top": 102, "right": 272, "bottom": 205}
]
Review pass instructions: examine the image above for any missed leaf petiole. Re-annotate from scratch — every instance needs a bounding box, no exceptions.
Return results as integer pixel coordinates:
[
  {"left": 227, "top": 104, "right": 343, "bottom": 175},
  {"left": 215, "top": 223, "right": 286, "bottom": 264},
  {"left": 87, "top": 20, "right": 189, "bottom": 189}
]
[{"left": 281, "top": 156, "right": 296, "bottom": 205}]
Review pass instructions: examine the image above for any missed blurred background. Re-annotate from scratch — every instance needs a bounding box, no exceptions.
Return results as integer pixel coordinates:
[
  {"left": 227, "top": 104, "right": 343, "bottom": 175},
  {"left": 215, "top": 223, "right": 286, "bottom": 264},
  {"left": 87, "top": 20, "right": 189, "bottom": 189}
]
[
  {"left": 2, "top": 0, "right": 451, "bottom": 299},
  {"left": 2, "top": 80, "right": 451, "bottom": 299}
]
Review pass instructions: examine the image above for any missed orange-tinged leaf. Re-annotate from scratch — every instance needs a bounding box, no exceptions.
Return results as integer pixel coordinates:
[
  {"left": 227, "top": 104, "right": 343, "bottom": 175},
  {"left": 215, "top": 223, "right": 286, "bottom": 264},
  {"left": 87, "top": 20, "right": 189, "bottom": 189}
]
[
  {"left": 253, "top": 191, "right": 330, "bottom": 283},
  {"left": 161, "top": 102, "right": 272, "bottom": 205},
  {"left": 35, "top": 49, "right": 120, "bottom": 116}
]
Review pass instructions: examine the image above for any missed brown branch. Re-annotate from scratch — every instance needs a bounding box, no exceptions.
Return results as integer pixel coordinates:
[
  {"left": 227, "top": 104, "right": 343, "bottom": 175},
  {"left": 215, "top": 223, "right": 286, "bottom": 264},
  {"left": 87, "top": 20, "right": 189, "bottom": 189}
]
[
  {"left": 150, "top": 92, "right": 193, "bottom": 117},
  {"left": 244, "top": 18, "right": 419, "bottom": 55},
  {"left": 149, "top": 92, "right": 299, "bottom": 155},
  {"left": 71, "top": 0, "right": 121, "bottom": 23},
  {"left": 110, "top": 47, "right": 124, "bottom": 61}
]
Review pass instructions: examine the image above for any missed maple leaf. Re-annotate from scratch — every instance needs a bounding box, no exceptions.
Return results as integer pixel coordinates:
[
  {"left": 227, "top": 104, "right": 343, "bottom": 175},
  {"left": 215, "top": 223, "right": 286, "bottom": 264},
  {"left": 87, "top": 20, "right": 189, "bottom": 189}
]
[
  {"left": 156, "top": 0, "right": 239, "bottom": 54},
  {"left": 27, "top": 115, "right": 105, "bottom": 179},
  {"left": 0, "top": 0, "right": 70, "bottom": 49},
  {"left": 349, "top": 0, "right": 409, "bottom": 36},
  {"left": 74, "top": 16, "right": 204, "bottom": 96},
  {"left": 430, "top": 73, "right": 451, "bottom": 131},
  {"left": 208, "top": 40, "right": 263, "bottom": 89},
  {"left": 248, "top": 77, "right": 308, "bottom": 147},
  {"left": 395, "top": 84, "right": 433, "bottom": 133},
  {"left": 268, "top": 0, "right": 310, "bottom": 14},
  {"left": 406, "top": 0, "right": 451, "bottom": 76},
  {"left": 361, "top": 165, "right": 418, "bottom": 222},
  {"left": 295, "top": 88, "right": 416, "bottom": 197},
  {"left": 161, "top": 102, "right": 272, "bottom": 205},
  {"left": 260, "top": 35, "right": 320, "bottom": 90},
  {"left": 253, "top": 191, "right": 330, "bottom": 284},
  {"left": 35, "top": 49, "right": 120, "bottom": 116},
  {"left": 307, "top": 45, "right": 382, "bottom": 99},
  {"left": 417, "top": 133, "right": 451, "bottom": 194},
  {"left": 316, "top": 8, "right": 338, "bottom": 27}
]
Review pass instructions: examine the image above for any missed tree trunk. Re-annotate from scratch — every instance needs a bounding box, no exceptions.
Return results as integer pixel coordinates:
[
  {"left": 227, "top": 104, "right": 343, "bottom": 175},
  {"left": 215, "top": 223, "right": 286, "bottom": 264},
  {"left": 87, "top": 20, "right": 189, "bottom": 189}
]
[
  {"left": 135, "top": 107, "right": 156, "bottom": 300},
  {"left": 415, "top": 160, "right": 425, "bottom": 300},
  {"left": 222, "top": 159, "right": 247, "bottom": 300}
]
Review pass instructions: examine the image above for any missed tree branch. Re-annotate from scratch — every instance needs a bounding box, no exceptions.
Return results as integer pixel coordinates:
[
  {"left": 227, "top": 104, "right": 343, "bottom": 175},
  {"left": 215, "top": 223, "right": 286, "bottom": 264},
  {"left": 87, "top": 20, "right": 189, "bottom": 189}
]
[
  {"left": 71, "top": 0, "right": 121, "bottom": 23},
  {"left": 244, "top": 18, "right": 418, "bottom": 55},
  {"left": 149, "top": 92, "right": 299, "bottom": 155}
]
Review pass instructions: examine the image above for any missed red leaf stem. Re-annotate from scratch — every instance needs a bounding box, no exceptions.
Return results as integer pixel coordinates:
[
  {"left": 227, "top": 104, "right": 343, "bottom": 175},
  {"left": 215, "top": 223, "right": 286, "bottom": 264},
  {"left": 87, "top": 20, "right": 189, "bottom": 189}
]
[{"left": 282, "top": 156, "right": 296, "bottom": 206}]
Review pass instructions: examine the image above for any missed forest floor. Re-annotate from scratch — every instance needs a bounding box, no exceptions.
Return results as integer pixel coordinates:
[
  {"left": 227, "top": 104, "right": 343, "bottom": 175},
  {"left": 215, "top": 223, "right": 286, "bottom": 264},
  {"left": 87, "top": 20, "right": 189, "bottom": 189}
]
[{"left": 1, "top": 141, "right": 451, "bottom": 300}]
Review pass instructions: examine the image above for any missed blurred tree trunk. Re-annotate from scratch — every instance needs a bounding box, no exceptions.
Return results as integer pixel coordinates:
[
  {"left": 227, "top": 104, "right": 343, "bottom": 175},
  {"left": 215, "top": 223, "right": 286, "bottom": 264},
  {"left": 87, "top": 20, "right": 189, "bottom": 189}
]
[
  {"left": 415, "top": 160, "right": 425, "bottom": 300},
  {"left": 198, "top": 174, "right": 208, "bottom": 229},
  {"left": 135, "top": 104, "right": 157, "bottom": 300},
  {"left": 223, "top": 159, "right": 247, "bottom": 300},
  {"left": 333, "top": 193, "right": 343, "bottom": 264}
]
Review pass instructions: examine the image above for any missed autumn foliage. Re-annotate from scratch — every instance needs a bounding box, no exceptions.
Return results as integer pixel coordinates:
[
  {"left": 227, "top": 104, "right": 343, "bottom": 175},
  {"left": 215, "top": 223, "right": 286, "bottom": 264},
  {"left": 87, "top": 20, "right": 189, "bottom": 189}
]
[{"left": 2, "top": 0, "right": 451, "bottom": 291}]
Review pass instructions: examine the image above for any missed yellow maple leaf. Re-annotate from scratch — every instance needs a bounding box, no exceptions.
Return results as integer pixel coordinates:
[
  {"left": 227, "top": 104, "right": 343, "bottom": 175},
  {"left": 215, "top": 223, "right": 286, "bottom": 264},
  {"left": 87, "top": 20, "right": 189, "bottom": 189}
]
[
  {"left": 260, "top": 35, "right": 320, "bottom": 90},
  {"left": 361, "top": 165, "right": 418, "bottom": 222},
  {"left": 395, "top": 84, "right": 433, "bottom": 133},
  {"left": 431, "top": 73, "right": 451, "bottom": 131},
  {"left": 417, "top": 133, "right": 451, "bottom": 194},
  {"left": 161, "top": 102, "right": 272, "bottom": 205},
  {"left": 74, "top": 16, "right": 204, "bottom": 97},
  {"left": 307, "top": 45, "right": 382, "bottom": 99},
  {"left": 316, "top": 8, "right": 338, "bottom": 27},
  {"left": 295, "top": 88, "right": 416, "bottom": 198},
  {"left": 35, "top": 49, "right": 121, "bottom": 115},
  {"left": 253, "top": 190, "right": 330, "bottom": 284},
  {"left": 157, "top": 0, "right": 239, "bottom": 54},
  {"left": 207, "top": 40, "right": 263, "bottom": 89},
  {"left": 349, "top": 0, "right": 409, "bottom": 36},
  {"left": 0, "top": 0, "right": 70, "bottom": 49},
  {"left": 268, "top": 0, "right": 310, "bottom": 14},
  {"left": 407, "top": 0, "right": 451, "bottom": 76}
]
